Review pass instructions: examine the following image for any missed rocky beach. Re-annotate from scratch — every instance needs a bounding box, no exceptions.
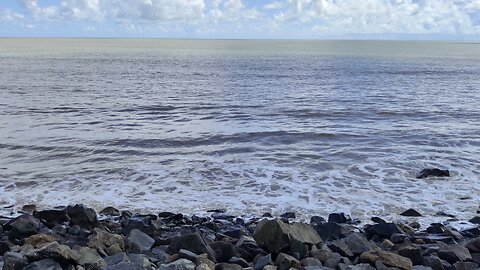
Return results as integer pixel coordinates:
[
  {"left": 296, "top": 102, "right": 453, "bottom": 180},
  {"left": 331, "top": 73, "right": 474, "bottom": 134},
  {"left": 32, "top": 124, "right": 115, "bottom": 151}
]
[{"left": 1, "top": 202, "right": 480, "bottom": 270}]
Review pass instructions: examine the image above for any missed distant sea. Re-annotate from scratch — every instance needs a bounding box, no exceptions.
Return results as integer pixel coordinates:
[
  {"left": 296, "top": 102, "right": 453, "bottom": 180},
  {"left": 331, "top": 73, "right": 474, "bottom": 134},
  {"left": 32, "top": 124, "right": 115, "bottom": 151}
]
[{"left": 1, "top": 39, "right": 479, "bottom": 222}]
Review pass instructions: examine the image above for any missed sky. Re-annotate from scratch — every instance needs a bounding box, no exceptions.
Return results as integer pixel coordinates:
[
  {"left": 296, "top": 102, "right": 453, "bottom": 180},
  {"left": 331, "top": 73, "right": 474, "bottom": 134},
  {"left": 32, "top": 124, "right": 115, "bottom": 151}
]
[{"left": 0, "top": 0, "right": 480, "bottom": 40}]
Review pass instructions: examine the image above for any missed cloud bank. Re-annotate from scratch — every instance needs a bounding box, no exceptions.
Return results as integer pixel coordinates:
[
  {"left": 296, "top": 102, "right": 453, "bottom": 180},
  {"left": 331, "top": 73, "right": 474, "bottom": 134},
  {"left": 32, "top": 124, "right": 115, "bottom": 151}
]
[{"left": 1, "top": 0, "right": 480, "bottom": 38}]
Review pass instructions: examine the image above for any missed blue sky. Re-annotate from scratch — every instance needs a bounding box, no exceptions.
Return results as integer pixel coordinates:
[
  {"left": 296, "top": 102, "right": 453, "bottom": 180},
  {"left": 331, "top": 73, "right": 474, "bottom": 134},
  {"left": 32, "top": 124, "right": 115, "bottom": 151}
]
[{"left": 1, "top": 0, "right": 480, "bottom": 39}]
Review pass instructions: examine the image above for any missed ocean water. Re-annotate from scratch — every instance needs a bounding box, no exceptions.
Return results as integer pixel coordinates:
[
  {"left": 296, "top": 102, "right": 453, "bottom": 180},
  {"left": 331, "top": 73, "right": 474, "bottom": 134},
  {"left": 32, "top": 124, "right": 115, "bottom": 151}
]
[{"left": 1, "top": 39, "right": 480, "bottom": 222}]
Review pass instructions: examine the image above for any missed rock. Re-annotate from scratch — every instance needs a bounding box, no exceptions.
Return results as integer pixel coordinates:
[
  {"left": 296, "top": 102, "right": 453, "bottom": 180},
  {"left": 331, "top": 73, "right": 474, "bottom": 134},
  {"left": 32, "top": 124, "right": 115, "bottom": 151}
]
[
  {"left": 122, "top": 215, "right": 163, "bottom": 235},
  {"left": 77, "top": 246, "right": 107, "bottom": 269},
  {"left": 371, "top": 217, "right": 387, "bottom": 224},
  {"left": 437, "top": 245, "right": 472, "bottom": 264},
  {"left": 159, "top": 259, "right": 196, "bottom": 270},
  {"left": 328, "top": 239, "right": 354, "bottom": 258},
  {"left": 314, "top": 222, "right": 352, "bottom": 241},
  {"left": 423, "top": 255, "right": 451, "bottom": 270},
  {"left": 409, "top": 222, "right": 421, "bottom": 229},
  {"left": 416, "top": 168, "right": 450, "bottom": 179},
  {"left": 345, "top": 263, "right": 376, "bottom": 270},
  {"left": 253, "top": 219, "right": 321, "bottom": 254},
  {"left": 380, "top": 239, "right": 395, "bottom": 250},
  {"left": 398, "top": 245, "right": 424, "bottom": 265},
  {"left": 412, "top": 266, "right": 433, "bottom": 270},
  {"left": 105, "top": 252, "right": 130, "bottom": 265},
  {"left": 466, "top": 238, "right": 480, "bottom": 253},
  {"left": 236, "top": 236, "right": 266, "bottom": 262},
  {"left": 469, "top": 217, "right": 480, "bottom": 224},
  {"left": 24, "top": 234, "right": 58, "bottom": 248},
  {"left": 103, "top": 262, "right": 147, "bottom": 270},
  {"left": 100, "top": 207, "right": 121, "bottom": 216},
  {"left": 23, "top": 258, "right": 62, "bottom": 270},
  {"left": 215, "top": 263, "right": 242, "bottom": 270},
  {"left": 1, "top": 241, "right": 11, "bottom": 255},
  {"left": 5, "top": 214, "right": 43, "bottom": 240},
  {"left": 253, "top": 253, "right": 272, "bottom": 270},
  {"left": 167, "top": 232, "right": 217, "bottom": 262},
  {"left": 328, "top": 213, "right": 351, "bottom": 224},
  {"left": 128, "top": 253, "right": 153, "bottom": 269},
  {"left": 211, "top": 213, "right": 235, "bottom": 220},
  {"left": 21, "top": 204, "right": 37, "bottom": 214},
  {"left": 280, "top": 212, "right": 296, "bottom": 219},
  {"left": 360, "top": 249, "right": 413, "bottom": 270},
  {"left": 323, "top": 252, "right": 342, "bottom": 269},
  {"left": 88, "top": 228, "right": 125, "bottom": 252},
  {"left": 400, "top": 209, "right": 422, "bottom": 217},
  {"left": 34, "top": 209, "right": 68, "bottom": 227},
  {"left": 3, "top": 253, "right": 29, "bottom": 270},
  {"left": 288, "top": 239, "right": 309, "bottom": 259},
  {"left": 27, "top": 241, "right": 79, "bottom": 265},
  {"left": 375, "top": 261, "right": 398, "bottom": 270},
  {"left": 391, "top": 233, "right": 408, "bottom": 244},
  {"left": 453, "top": 262, "right": 479, "bottom": 270},
  {"left": 310, "top": 216, "right": 326, "bottom": 225},
  {"left": 210, "top": 241, "right": 236, "bottom": 263},
  {"left": 106, "top": 243, "right": 124, "bottom": 255},
  {"left": 179, "top": 249, "right": 199, "bottom": 262},
  {"left": 228, "top": 257, "right": 249, "bottom": 268},
  {"left": 196, "top": 254, "right": 216, "bottom": 270},
  {"left": 127, "top": 229, "right": 155, "bottom": 252},
  {"left": 310, "top": 247, "right": 331, "bottom": 263},
  {"left": 444, "top": 228, "right": 463, "bottom": 241},
  {"left": 197, "top": 263, "right": 214, "bottom": 270},
  {"left": 427, "top": 224, "right": 445, "bottom": 234},
  {"left": 66, "top": 204, "right": 98, "bottom": 229},
  {"left": 365, "top": 223, "right": 404, "bottom": 239},
  {"left": 275, "top": 253, "right": 300, "bottom": 270},
  {"left": 344, "top": 233, "right": 376, "bottom": 255},
  {"left": 301, "top": 257, "right": 322, "bottom": 267}
]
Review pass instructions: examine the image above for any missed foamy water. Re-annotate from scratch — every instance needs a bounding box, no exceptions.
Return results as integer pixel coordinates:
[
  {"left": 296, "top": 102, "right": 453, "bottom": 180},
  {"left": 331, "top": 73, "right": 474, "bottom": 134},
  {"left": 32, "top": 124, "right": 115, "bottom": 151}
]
[{"left": 1, "top": 39, "right": 480, "bottom": 223}]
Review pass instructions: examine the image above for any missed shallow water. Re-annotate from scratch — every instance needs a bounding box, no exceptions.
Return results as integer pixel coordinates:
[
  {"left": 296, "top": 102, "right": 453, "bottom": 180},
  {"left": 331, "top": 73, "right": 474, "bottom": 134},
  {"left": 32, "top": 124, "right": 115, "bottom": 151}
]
[{"left": 1, "top": 39, "right": 480, "bottom": 222}]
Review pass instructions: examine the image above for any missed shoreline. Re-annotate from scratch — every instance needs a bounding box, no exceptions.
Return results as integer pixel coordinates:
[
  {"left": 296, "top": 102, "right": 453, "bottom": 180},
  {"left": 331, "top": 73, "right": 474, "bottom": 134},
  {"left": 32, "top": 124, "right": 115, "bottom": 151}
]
[{"left": 1, "top": 204, "right": 480, "bottom": 270}]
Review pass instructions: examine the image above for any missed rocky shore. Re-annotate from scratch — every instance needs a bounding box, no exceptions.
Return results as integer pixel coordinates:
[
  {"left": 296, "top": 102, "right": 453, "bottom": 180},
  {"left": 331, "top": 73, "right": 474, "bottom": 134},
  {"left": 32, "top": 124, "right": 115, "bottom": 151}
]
[{"left": 1, "top": 204, "right": 480, "bottom": 270}]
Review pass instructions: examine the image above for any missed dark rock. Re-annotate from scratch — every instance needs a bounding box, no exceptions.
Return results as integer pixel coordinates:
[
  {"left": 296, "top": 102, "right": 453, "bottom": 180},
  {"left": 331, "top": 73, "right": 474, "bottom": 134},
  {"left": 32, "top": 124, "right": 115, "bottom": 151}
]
[
  {"left": 280, "top": 212, "right": 296, "bottom": 219},
  {"left": 128, "top": 253, "right": 153, "bottom": 269},
  {"left": 466, "top": 238, "right": 480, "bottom": 253},
  {"left": 471, "top": 253, "right": 480, "bottom": 264},
  {"left": 105, "top": 252, "right": 130, "bottom": 265},
  {"left": 301, "top": 257, "right": 322, "bottom": 267},
  {"left": 398, "top": 245, "right": 424, "bottom": 265},
  {"left": 253, "top": 219, "right": 321, "bottom": 254},
  {"left": 21, "top": 204, "right": 37, "bottom": 214},
  {"left": 23, "top": 258, "right": 62, "bottom": 270},
  {"left": 122, "top": 215, "right": 163, "bottom": 235},
  {"left": 218, "top": 224, "right": 245, "bottom": 239},
  {"left": 314, "top": 222, "right": 351, "bottom": 241},
  {"left": 121, "top": 210, "right": 133, "bottom": 219},
  {"left": 461, "top": 227, "right": 480, "bottom": 238},
  {"left": 103, "top": 262, "right": 147, "bottom": 270},
  {"left": 77, "top": 246, "right": 107, "bottom": 269},
  {"left": 215, "top": 263, "right": 242, "bottom": 270},
  {"left": 158, "top": 212, "right": 176, "bottom": 218},
  {"left": 275, "top": 253, "right": 300, "bottom": 270},
  {"left": 236, "top": 236, "right": 266, "bottom": 262},
  {"left": 423, "top": 255, "right": 452, "bottom": 270},
  {"left": 229, "top": 257, "right": 250, "bottom": 268},
  {"left": 211, "top": 213, "right": 235, "bottom": 220},
  {"left": 328, "top": 239, "right": 354, "bottom": 258},
  {"left": 345, "top": 264, "right": 376, "bottom": 270},
  {"left": 310, "top": 247, "right": 332, "bottom": 263},
  {"left": 66, "top": 204, "right": 98, "bottom": 229},
  {"left": 453, "top": 262, "right": 478, "bottom": 270},
  {"left": 288, "top": 239, "right": 309, "bottom": 259},
  {"left": 401, "top": 209, "right": 422, "bottom": 217},
  {"left": 365, "top": 222, "right": 404, "bottom": 239},
  {"left": 179, "top": 249, "right": 199, "bottom": 262},
  {"left": 468, "top": 217, "right": 480, "bottom": 224},
  {"left": 328, "top": 213, "right": 351, "bottom": 224},
  {"left": 5, "top": 214, "right": 43, "bottom": 240},
  {"left": 344, "top": 233, "right": 376, "bottom": 256},
  {"left": 159, "top": 259, "right": 196, "bottom": 270},
  {"left": 27, "top": 241, "right": 79, "bottom": 265},
  {"left": 436, "top": 211, "right": 456, "bottom": 218},
  {"left": 0, "top": 241, "right": 10, "bottom": 255},
  {"left": 323, "top": 252, "right": 342, "bottom": 269},
  {"left": 211, "top": 241, "right": 236, "bottom": 263},
  {"left": 33, "top": 209, "right": 68, "bottom": 227},
  {"left": 427, "top": 224, "right": 445, "bottom": 234},
  {"left": 391, "top": 233, "right": 409, "bottom": 244},
  {"left": 100, "top": 207, "right": 121, "bottom": 216},
  {"left": 437, "top": 245, "right": 472, "bottom": 264},
  {"left": 416, "top": 168, "right": 450, "bottom": 179},
  {"left": 3, "top": 253, "right": 29, "bottom": 270},
  {"left": 411, "top": 266, "right": 432, "bottom": 270},
  {"left": 374, "top": 261, "right": 398, "bottom": 270},
  {"left": 262, "top": 213, "right": 273, "bottom": 218},
  {"left": 127, "top": 229, "right": 155, "bottom": 252},
  {"left": 167, "top": 232, "right": 217, "bottom": 262},
  {"left": 253, "top": 253, "right": 272, "bottom": 270},
  {"left": 360, "top": 249, "right": 413, "bottom": 270},
  {"left": 371, "top": 217, "right": 387, "bottom": 224},
  {"left": 310, "top": 216, "right": 326, "bottom": 224}
]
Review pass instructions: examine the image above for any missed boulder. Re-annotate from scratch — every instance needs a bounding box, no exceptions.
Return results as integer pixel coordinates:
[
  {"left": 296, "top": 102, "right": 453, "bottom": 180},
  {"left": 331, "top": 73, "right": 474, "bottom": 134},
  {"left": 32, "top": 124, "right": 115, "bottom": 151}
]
[
  {"left": 253, "top": 253, "right": 272, "bottom": 270},
  {"left": 88, "top": 228, "right": 125, "bottom": 252},
  {"left": 127, "top": 229, "right": 155, "bottom": 252},
  {"left": 453, "top": 262, "right": 479, "bottom": 270},
  {"left": 100, "top": 207, "right": 121, "bottom": 216},
  {"left": 466, "top": 238, "right": 480, "bottom": 253},
  {"left": 437, "top": 245, "right": 472, "bottom": 264},
  {"left": 344, "top": 233, "right": 376, "bottom": 255},
  {"left": 344, "top": 264, "right": 376, "bottom": 270},
  {"left": 24, "top": 234, "right": 58, "bottom": 248},
  {"left": 159, "top": 259, "right": 196, "bottom": 270},
  {"left": 314, "top": 222, "right": 352, "bottom": 241},
  {"left": 105, "top": 252, "right": 130, "bottom": 266},
  {"left": 122, "top": 215, "right": 163, "bottom": 235},
  {"left": 398, "top": 245, "right": 424, "bottom": 265},
  {"left": 416, "top": 169, "right": 450, "bottom": 179},
  {"left": 3, "top": 253, "right": 29, "bottom": 270},
  {"left": 5, "top": 214, "right": 43, "bottom": 240},
  {"left": 328, "top": 213, "right": 352, "bottom": 224},
  {"left": 310, "top": 247, "right": 332, "bottom": 263},
  {"left": 23, "top": 258, "right": 62, "bottom": 270},
  {"left": 365, "top": 223, "right": 404, "bottom": 239},
  {"left": 423, "top": 255, "right": 452, "bottom": 270},
  {"left": 103, "top": 262, "right": 147, "bottom": 270},
  {"left": 210, "top": 241, "right": 237, "bottom": 263},
  {"left": 360, "top": 249, "right": 413, "bottom": 270},
  {"left": 27, "top": 241, "right": 79, "bottom": 265},
  {"left": 76, "top": 246, "right": 107, "bottom": 269},
  {"left": 33, "top": 209, "right": 69, "bottom": 227},
  {"left": 128, "top": 253, "right": 153, "bottom": 269},
  {"left": 301, "top": 257, "right": 322, "bottom": 267},
  {"left": 167, "top": 232, "right": 216, "bottom": 262},
  {"left": 215, "top": 263, "right": 242, "bottom": 270},
  {"left": 280, "top": 212, "right": 296, "bottom": 219},
  {"left": 400, "top": 209, "right": 422, "bottom": 217},
  {"left": 328, "top": 239, "right": 354, "bottom": 258},
  {"left": 275, "top": 253, "right": 300, "bottom": 270},
  {"left": 254, "top": 219, "right": 321, "bottom": 254},
  {"left": 0, "top": 240, "right": 11, "bottom": 255},
  {"left": 310, "top": 216, "right": 326, "bottom": 224},
  {"left": 236, "top": 235, "right": 266, "bottom": 262},
  {"left": 228, "top": 257, "right": 250, "bottom": 268},
  {"left": 66, "top": 204, "right": 98, "bottom": 229}
]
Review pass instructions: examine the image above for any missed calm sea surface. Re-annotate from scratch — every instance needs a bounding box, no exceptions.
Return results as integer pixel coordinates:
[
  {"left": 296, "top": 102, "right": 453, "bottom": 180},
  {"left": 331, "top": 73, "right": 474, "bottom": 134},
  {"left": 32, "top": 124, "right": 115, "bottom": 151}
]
[{"left": 1, "top": 39, "right": 480, "bottom": 221}]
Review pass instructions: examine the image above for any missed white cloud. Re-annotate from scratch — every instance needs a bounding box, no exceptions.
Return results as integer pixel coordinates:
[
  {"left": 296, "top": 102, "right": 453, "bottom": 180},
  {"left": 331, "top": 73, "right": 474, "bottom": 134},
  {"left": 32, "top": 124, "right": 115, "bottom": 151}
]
[
  {"left": 263, "top": 1, "right": 286, "bottom": 10},
  {"left": 0, "top": 9, "right": 25, "bottom": 22}
]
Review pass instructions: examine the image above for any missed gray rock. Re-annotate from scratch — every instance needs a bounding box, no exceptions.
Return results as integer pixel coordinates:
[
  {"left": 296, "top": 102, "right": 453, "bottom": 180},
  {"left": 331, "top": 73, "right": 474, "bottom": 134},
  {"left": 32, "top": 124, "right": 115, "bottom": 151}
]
[
  {"left": 129, "top": 253, "right": 153, "bottom": 269},
  {"left": 88, "top": 228, "right": 125, "bottom": 253},
  {"left": 253, "top": 253, "right": 272, "bottom": 270},
  {"left": 466, "top": 238, "right": 480, "bottom": 253},
  {"left": 323, "top": 252, "right": 342, "bottom": 269},
  {"left": 375, "top": 261, "right": 399, "bottom": 270},
  {"left": 24, "top": 258, "right": 62, "bottom": 270},
  {"left": 214, "top": 263, "right": 242, "bottom": 270},
  {"left": 27, "top": 241, "right": 79, "bottom": 265},
  {"left": 127, "top": 229, "right": 155, "bottom": 252},
  {"left": 100, "top": 207, "right": 121, "bottom": 216},
  {"left": 159, "top": 259, "right": 196, "bottom": 270},
  {"left": 105, "top": 252, "right": 130, "bottom": 265},
  {"left": 236, "top": 236, "right": 266, "bottom": 262},
  {"left": 289, "top": 239, "right": 310, "bottom": 259},
  {"left": 3, "top": 253, "right": 29, "bottom": 270},
  {"left": 5, "top": 214, "right": 43, "bottom": 240},
  {"left": 77, "top": 246, "right": 107, "bottom": 268},
  {"left": 228, "top": 257, "right": 250, "bottom": 268},
  {"left": 422, "top": 255, "right": 451, "bottom": 270},
  {"left": 365, "top": 223, "right": 404, "bottom": 239},
  {"left": 310, "top": 247, "right": 332, "bottom": 263},
  {"left": 301, "top": 257, "right": 322, "bottom": 267},
  {"left": 167, "top": 232, "right": 217, "bottom": 262},
  {"left": 397, "top": 245, "right": 423, "bottom": 265},
  {"left": 328, "top": 213, "right": 351, "bottom": 224},
  {"left": 0, "top": 241, "right": 10, "bottom": 255},
  {"left": 344, "top": 233, "right": 376, "bottom": 255},
  {"left": 275, "top": 253, "right": 300, "bottom": 270},
  {"left": 314, "top": 222, "right": 353, "bottom": 241},
  {"left": 253, "top": 219, "right": 321, "bottom": 254},
  {"left": 179, "top": 249, "right": 199, "bottom": 262},
  {"left": 412, "top": 266, "right": 433, "bottom": 270},
  {"left": 453, "top": 262, "right": 479, "bottom": 270},
  {"left": 359, "top": 249, "right": 412, "bottom": 270},
  {"left": 103, "top": 262, "right": 147, "bottom": 270},
  {"left": 66, "top": 204, "right": 98, "bottom": 229},
  {"left": 210, "top": 241, "right": 236, "bottom": 263},
  {"left": 344, "top": 263, "right": 376, "bottom": 270},
  {"left": 328, "top": 240, "right": 353, "bottom": 258},
  {"left": 437, "top": 245, "right": 472, "bottom": 264}
]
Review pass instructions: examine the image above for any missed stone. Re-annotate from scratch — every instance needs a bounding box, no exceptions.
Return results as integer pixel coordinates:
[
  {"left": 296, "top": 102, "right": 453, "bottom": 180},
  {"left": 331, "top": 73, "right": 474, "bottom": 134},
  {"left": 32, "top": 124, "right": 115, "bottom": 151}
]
[
  {"left": 21, "top": 204, "right": 37, "bottom": 213},
  {"left": 453, "top": 262, "right": 479, "bottom": 270},
  {"left": 275, "top": 253, "right": 300, "bottom": 270},
  {"left": 105, "top": 252, "right": 130, "bottom": 265},
  {"left": 280, "top": 212, "right": 296, "bottom": 219},
  {"left": 468, "top": 217, "right": 480, "bottom": 224},
  {"left": 215, "top": 263, "right": 242, "bottom": 270},
  {"left": 127, "top": 229, "right": 155, "bottom": 252},
  {"left": 34, "top": 209, "right": 69, "bottom": 227},
  {"left": 66, "top": 204, "right": 98, "bottom": 229},
  {"left": 328, "top": 239, "right": 354, "bottom": 258},
  {"left": 228, "top": 257, "right": 249, "bottom": 268},
  {"left": 179, "top": 249, "right": 199, "bottom": 262},
  {"left": 210, "top": 241, "right": 237, "bottom": 263},
  {"left": 345, "top": 263, "right": 376, "bottom": 270},
  {"left": 129, "top": 253, "right": 153, "bottom": 269},
  {"left": 1, "top": 241, "right": 11, "bottom": 255},
  {"left": 365, "top": 223, "right": 404, "bottom": 239},
  {"left": 437, "top": 245, "right": 472, "bottom": 264},
  {"left": 196, "top": 254, "right": 216, "bottom": 270},
  {"left": 3, "top": 253, "right": 29, "bottom": 270},
  {"left": 380, "top": 239, "right": 395, "bottom": 250},
  {"left": 423, "top": 255, "right": 451, "bottom": 270},
  {"left": 398, "top": 245, "right": 423, "bottom": 265},
  {"left": 253, "top": 253, "right": 272, "bottom": 270},
  {"left": 314, "top": 222, "right": 352, "bottom": 241},
  {"left": 24, "top": 234, "right": 58, "bottom": 248},
  {"left": 103, "top": 262, "right": 147, "bottom": 270},
  {"left": 100, "top": 207, "right": 121, "bottom": 216},
  {"left": 167, "top": 232, "right": 217, "bottom": 262},
  {"left": 412, "top": 267, "right": 433, "bottom": 270},
  {"left": 106, "top": 243, "right": 123, "bottom": 255},
  {"left": 27, "top": 241, "right": 79, "bottom": 265},
  {"left": 427, "top": 224, "right": 445, "bottom": 234},
  {"left": 400, "top": 209, "right": 422, "bottom": 217},
  {"left": 310, "top": 247, "right": 331, "bottom": 263},
  {"left": 375, "top": 261, "right": 398, "bottom": 270},
  {"left": 328, "top": 213, "right": 351, "bottom": 224},
  {"left": 310, "top": 216, "right": 326, "bottom": 225},
  {"left": 197, "top": 263, "right": 214, "bottom": 270},
  {"left": 254, "top": 219, "right": 321, "bottom": 254},
  {"left": 466, "top": 238, "right": 480, "bottom": 253},
  {"left": 360, "top": 249, "right": 413, "bottom": 270},
  {"left": 344, "top": 233, "right": 376, "bottom": 256},
  {"left": 159, "top": 259, "right": 196, "bottom": 270},
  {"left": 391, "top": 233, "right": 408, "bottom": 244},
  {"left": 301, "top": 257, "right": 322, "bottom": 267},
  {"left": 416, "top": 169, "right": 450, "bottom": 179},
  {"left": 88, "top": 228, "right": 125, "bottom": 252},
  {"left": 323, "top": 252, "right": 342, "bottom": 269},
  {"left": 23, "top": 258, "right": 62, "bottom": 270},
  {"left": 5, "top": 214, "right": 43, "bottom": 240},
  {"left": 236, "top": 236, "right": 266, "bottom": 262},
  {"left": 77, "top": 246, "right": 107, "bottom": 269}
]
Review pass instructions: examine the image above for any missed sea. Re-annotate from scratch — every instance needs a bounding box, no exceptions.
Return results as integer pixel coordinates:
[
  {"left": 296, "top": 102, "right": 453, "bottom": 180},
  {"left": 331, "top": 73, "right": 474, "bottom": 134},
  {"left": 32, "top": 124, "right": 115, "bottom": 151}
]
[{"left": 1, "top": 38, "right": 479, "bottom": 223}]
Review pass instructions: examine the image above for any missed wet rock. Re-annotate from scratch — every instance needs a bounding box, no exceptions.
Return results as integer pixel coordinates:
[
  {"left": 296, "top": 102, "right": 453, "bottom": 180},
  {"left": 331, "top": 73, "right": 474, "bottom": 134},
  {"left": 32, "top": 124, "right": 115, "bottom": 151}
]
[
  {"left": 310, "top": 216, "right": 326, "bottom": 225},
  {"left": 301, "top": 257, "right": 322, "bottom": 267},
  {"left": 466, "top": 238, "right": 480, "bottom": 253},
  {"left": 66, "top": 204, "right": 98, "bottom": 229},
  {"left": 344, "top": 233, "right": 376, "bottom": 256},
  {"left": 103, "top": 262, "right": 147, "bottom": 270},
  {"left": 88, "top": 228, "right": 125, "bottom": 253},
  {"left": 211, "top": 213, "right": 235, "bottom": 221},
  {"left": 129, "top": 253, "right": 153, "bottom": 269},
  {"left": 215, "top": 263, "right": 242, "bottom": 270},
  {"left": 423, "top": 255, "right": 451, "bottom": 270},
  {"left": 23, "top": 258, "right": 62, "bottom": 270},
  {"left": 228, "top": 257, "right": 249, "bottom": 268},
  {"left": 27, "top": 241, "right": 79, "bottom": 265},
  {"left": 468, "top": 217, "right": 480, "bottom": 224},
  {"left": 211, "top": 241, "right": 237, "bottom": 263},
  {"left": 398, "top": 245, "right": 424, "bottom": 265},
  {"left": 345, "top": 263, "right": 376, "bottom": 270},
  {"left": 5, "top": 214, "right": 43, "bottom": 240},
  {"left": 314, "top": 222, "right": 351, "bottom": 241},
  {"left": 374, "top": 261, "right": 399, "bottom": 270},
  {"left": 178, "top": 249, "right": 198, "bottom": 262},
  {"left": 34, "top": 209, "right": 68, "bottom": 227},
  {"left": 280, "top": 212, "right": 296, "bottom": 219},
  {"left": 100, "top": 207, "right": 121, "bottom": 216},
  {"left": 380, "top": 239, "right": 395, "bottom": 250},
  {"left": 328, "top": 213, "right": 351, "bottom": 224},
  {"left": 122, "top": 215, "right": 163, "bottom": 235},
  {"left": 360, "top": 249, "right": 413, "bottom": 270},
  {"left": 427, "top": 224, "right": 445, "bottom": 234},
  {"left": 253, "top": 219, "right": 321, "bottom": 254},
  {"left": 400, "top": 209, "right": 422, "bottom": 217},
  {"left": 453, "top": 262, "right": 478, "bottom": 270},
  {"left": 236, "top": 236, "right": 266, "bottom": 262},
  {"left": 310, "top": 247, "right": 331, "bottom": 263},
  {"left": 371, "top": 217, "right": 387, "bottom": 224},
  {"left": 391, "top": 233, "right": 409, "bottom": 244},
  {"left": 324, "top": 252, "right": 342, "bottom": 269},
  {"left": 127, "top": 229, "right": 155, "bottom": 252},
  {"left": 77, "top": 246, "right": 107, "bottom": 269},
  {"left": 437, "top": 245, "right": 472, "bottom": 264},
  {"left": 159, "top": 259, "right": 196, "bottom": 270},
  {"left": 21, "top": 205, "right": 37, "bottom": 214},
  {"left": 328, "top": 239, "right": 354, "bottom": 258},
  {"left": 167, "top": 232, "right": 217, "bottom": 262},
  {"left": 288, "top": 239, "right": 309, "bottom": 259},
  {"left": 365, "top": 223, "right": 404, "bottom": 239},
  {"left": 1, "top": 241, "right": 11, "bottom": 255},
  {"left": 411, "top": 266, "right": 433, "bottom": 270},
  {"left": 275, "top": 253, "right": 300, "bottom": 270},
  {"left": 105, "top": 252, "right": 130, "bottom": 265},
  {"left": 3, "top": 252, "right": 29, "bottom": 270},
  {"left": 253, "top": 253, "right": 272, "bottom": 270},
  {"left": 197, "top": 263, "right": 214, "bottom": 270},
  {"left": 416, "top": 168, "right": 450, "bottom": 179}
]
